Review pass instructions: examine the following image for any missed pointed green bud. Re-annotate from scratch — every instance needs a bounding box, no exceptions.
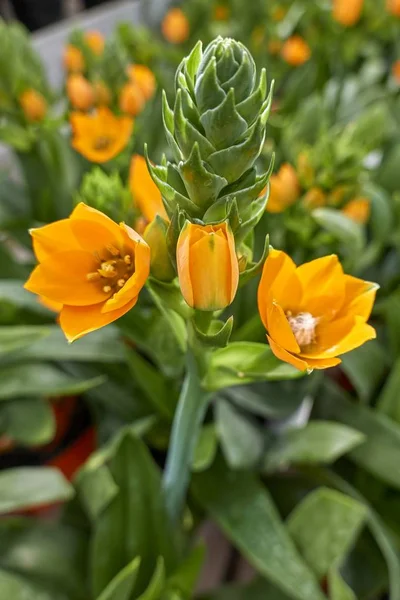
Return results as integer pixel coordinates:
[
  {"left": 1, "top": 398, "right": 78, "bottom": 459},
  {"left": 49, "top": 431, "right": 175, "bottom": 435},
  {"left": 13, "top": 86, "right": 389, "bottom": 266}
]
[{"left": 144, "top": 215, "right": 176, "bottom": 282}]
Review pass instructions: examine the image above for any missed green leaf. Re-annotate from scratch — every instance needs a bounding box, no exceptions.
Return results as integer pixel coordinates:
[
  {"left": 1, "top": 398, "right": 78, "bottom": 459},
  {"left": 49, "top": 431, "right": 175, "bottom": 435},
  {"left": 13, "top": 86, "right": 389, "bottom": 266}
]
[
  {"left": 0, "top": 467, "right": 74, "bottom": 514},
  {"left": 193, "top": 316, "right": 233, "bottom": 348},
  {"left": 136, "top": 558, "right": 165, "bottom": 600},
  {"left": 200, "top": 578, "right": 292, "bottom": 600},
  {"left": 204, "top": 342, "right": 303, "bottom": 391},
  {"left": 0, "top": 570, "right": 54, "bottom": 600},
  {"left": 0, "top": 364, "right": 105, "bottom": 400},
  {"left": 287, "top": 488, "right": 367, "bottom": 578},
  {"left": 192, "top": 424, "right": 218, "bottom": 472},
  {"left": 377, "top": 358, "right": 400, "bottom": 422},
  {"left": 340, "top": 341, "right": 388, "bottom": 403},
  {"left": 0, "top": 280, "right": 48, "bottom": 312},
  {"left": 378, "top": 143, "right": 400, "bottom": 193},
  {"left": 77, "top": 463, "right": 119, "bottom": 522},
  {"left": 97, "top": 557, "right": 141, "bottom": 600},
  {"left": 263, "top": 421, "right": 365, "bottom": 472},
  {"left": 328, "top": 569, "right": 356, "bottom": 600},
  {"left": 215, "top": 398, "right": 264, "bottom": 469},
  {"left": 319, "top": 380, "right": 400, "bottom": 490},
  {"left": 166, "top": 545, "right": 205, "bottom": 598},
  {"left": 192, "top": 456, "right": 325, "bottom": 600},
  {"left": 312, "top": 208, "right": 365, "bottom": 254},
  {"left": 0, "top": 398, "right": 55, "bottom": 446},
  {"left": 362, "top": 182, "right": 393, "bottom": 243},
  {"left": 0, "top": 325, "right": 49, "bottom": 356},
  {"left": 200, "top": 88, "right": 248, "bottom": 149}
]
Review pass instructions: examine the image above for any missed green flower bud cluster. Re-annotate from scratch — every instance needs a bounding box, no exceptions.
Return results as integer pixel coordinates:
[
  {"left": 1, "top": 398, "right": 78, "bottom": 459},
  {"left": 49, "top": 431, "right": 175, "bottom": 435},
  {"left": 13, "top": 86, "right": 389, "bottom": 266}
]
[
  {"left": 147, "top": 36, "right": 273, "bottom": 241},
  {"left": 75, "top": 167, "right": 133, "bottom": 223}
]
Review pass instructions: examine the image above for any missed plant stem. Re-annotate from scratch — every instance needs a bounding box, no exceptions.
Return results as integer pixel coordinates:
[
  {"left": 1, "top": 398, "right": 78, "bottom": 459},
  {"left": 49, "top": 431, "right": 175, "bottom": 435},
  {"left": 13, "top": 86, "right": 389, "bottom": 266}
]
[{"left": 162, "top": 349, "right": 211, "bottom": 525}]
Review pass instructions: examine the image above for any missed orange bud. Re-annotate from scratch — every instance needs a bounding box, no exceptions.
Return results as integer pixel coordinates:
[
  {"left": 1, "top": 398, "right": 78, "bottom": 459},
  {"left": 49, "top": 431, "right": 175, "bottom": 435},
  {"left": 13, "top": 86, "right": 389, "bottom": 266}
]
[
  {"left": 268, "top": 39, "right": 282, "bottom": 55},
  {"left": 127, "top": 64, "right": 156, "bottom": 101},
  {"left": 272, "top": 5, "right": 287, "bottom": 21},
  {"left": 177, "top": 221, "right": 239, "bottom": 311},
  {"left": 387, "top": 0, "right": 400, "bottom": 16},
  {"left": 63, "top": 44, "right": 85, "bottom": 73},
  {"left": 214, "top": 4, "right": 230, "bottom": 21},
  {"left": 333, "top": 0, "right": 364, "bottom": 26},
  {"left": 94, "top": 80, "right": 111, "bottom": 106},
  {"left": 392, "top": 60, "right": 400, "bottom": 83},
  {"left": 303, "top": 187, "right": 327, "bottom": 209},
  {"left": 119, "top": 82, "right": 146, "bottom": 116},
  {"left": 161, "top": 8, "right": 190, "bottom": 44},
  {"left": 67, "top": 74, "right": 95, "bottom": 111},
  {"left": 281, "top": 36, "right": 311, "bottom": 66},
  {"left": 328, "top": 185, "right": 351, "bottom": 206},
  {"left": 342, "top": 197, "right": 370, "bottom": 224},
  {"left": 19, "top": 89, "right": 47, "bottom": 122},
  {"left": 266, "top": 163, "right": 300, "bottom": 213},
  {"left": 84, "top": 30, "right": 105, "bottom": 56}
]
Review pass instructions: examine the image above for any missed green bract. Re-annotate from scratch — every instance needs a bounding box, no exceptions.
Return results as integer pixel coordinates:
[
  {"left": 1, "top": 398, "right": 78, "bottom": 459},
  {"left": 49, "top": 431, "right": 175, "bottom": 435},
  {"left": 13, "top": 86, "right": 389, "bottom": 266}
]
[{"left": 147, "top": 36, "right": 274, "bottom": 236}]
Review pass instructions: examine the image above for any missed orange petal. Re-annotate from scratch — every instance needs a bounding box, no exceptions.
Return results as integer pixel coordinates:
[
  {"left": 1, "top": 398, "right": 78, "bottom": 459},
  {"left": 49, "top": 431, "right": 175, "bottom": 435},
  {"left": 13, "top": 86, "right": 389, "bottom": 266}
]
[
  {"left": 302, "top": 356, "right": 341, "bottom": 370},
  {"left": 24, "top": 250, "right": 107, "bottom": 306},
  {"left": 267, "top": 335, "right": 308, "bottom": 371},
  {"left": 70, "top": 203, "right": 124, "bottom": 245},
  {"left": 69, "top": 218, "right": 123, "bottom": 254},
  {"left": 30, "top": 219, "right": 79, "bottom": 263},
  {"left": 59, "top": 296, "right": 138, "bottom": 342},
  {"left": 257, "top": 249, "right": 298, "bottom": 328},
  {"left": 267, "top": 301, "right": 300, "bottom": 353},
  {"left": 332, "top": 318, "right": 376, "bottom": 357},
  {"left": 297, "top": 255, "right": 345, "bottom": 318},
  {"left": 338, "top": 275, "right": 378, "bottom": 321},
  {"left": 129, "top": 154, "right": 168, "bottom": 222},
  {"left": 176, "top": 222, "right": 194, "bottom": 308},
  {"left": 300, "top": 315, "right": 355, "bottom": 358}
]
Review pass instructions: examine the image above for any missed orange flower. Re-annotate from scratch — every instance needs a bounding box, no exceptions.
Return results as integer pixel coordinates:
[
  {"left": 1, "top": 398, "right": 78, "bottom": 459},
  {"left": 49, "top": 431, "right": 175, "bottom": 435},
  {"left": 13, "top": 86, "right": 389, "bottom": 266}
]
[
  {"left": 161, "top": 8, "right": 190, "bottom": 44},
  {"left": 303, "top": 187, "right": 327, "bottom": 209},
  {"left": 70, "top": 108, "right": 133, "bottom": 163},
  {"left": 84, "top": 30, "right": 105, "bottom": 56},
  {"left": 67, "top": 74, "right": 95, "bottom": 111},
  {"left": 342, "top": 197, "right": 370, "bottom": 224},
  {"left": 127, "top": 65, "right": 156, "bottom": 101},
  {"left": 94, "top": 80, "right": 111, "bottom": 106},
  {"left": 387, "top": 0, "right": 400, "bottom": 16},
  {"left": 333, "top": 0, "right": 364, "bottom": 26},
  {"left": 19, "top": 89, "right": 47, "bottom": 122},
  {"left": 258, "top": 249, "right": 377, "bottom": 371},
  {"left": 177, "top": 221, "right": 239, "bottom": 311},
  {"left": 281, "top": 36, "right": 311, "bottom": 66},
  {"left": 119, "top": 82, "right": 146, "bottom": 116},
  {"left": 129, "top": 154, "right": 168, "bottom": 222},
  {"left": 38, "top": 296, "right": 62, "bottom": 313},
  {"left": 63, "top": 44, "right": 85, "bottom": 73},
  {"left": 214, "top": 4, "right": 230, "bottom": 21},
  {"left": 266, "top": 163, "right": 300, "bottom": 213},
  {"left": 25, "top": 203, "right": 150, "bottom": 342},
  {"left": 392, "top": 60, "right": 400, "bottom": 83}
]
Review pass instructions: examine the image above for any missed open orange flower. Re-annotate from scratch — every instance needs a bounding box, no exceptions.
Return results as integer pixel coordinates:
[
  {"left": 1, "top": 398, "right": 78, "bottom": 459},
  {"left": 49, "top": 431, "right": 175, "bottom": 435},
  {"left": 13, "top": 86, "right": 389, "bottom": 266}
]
[
  {"left": 333, "top": 0, "right": 364, "bottom": 26},
  {"left": 127, "top": 65, "right": 156, "bottom": 101},
  {"left": 387, "top": 0, "right": 400, "bottom": 16},
  {"left": 392, "top": 60, "right": 400, "bottom": 83},
  {"left": 25, "top": 203, "right": 150, "bottom": 342},
  {"left": 177, "top": 221, "right": 239, "bottom": 311},
  {"left": 70, "top": 108, "right": 133, "bottom": 163},
  {"left": 281, "top": 36, "right": 311, "bottom": 66},
  {"left": 258, "top": 249, "right": 377, "bottom": 371},
  {"left": 266, "top": 163, "right": 300, "bottom": 213},
  {"left": 129, "top": 154, "right": 168, "bottom": 222}
]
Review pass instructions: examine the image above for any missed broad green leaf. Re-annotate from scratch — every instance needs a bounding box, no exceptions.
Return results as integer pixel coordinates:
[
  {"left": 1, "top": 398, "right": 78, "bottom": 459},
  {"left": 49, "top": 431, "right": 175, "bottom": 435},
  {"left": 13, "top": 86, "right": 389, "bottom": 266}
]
[
  {"left": 318, "top": 380, "right": 400, "bottom": 490},
  {"left": 0, "top": 570, "right": 55, "bottom": 600},
  {"left": 0, "top": 364, "right": 105, "bottom": 400},
  {"left": 0, "top": 280, "right": 48, "bottom": 312},
  {"left": 362, "top": 182, "right": 393, "bottom": 243},
  {"left": 226, "top": 381, "right": 307, "bottom": 419},
  {"left": 215, "top": 398, "right": 264, "bottom": 469},
  {"left": 77, "top": 464, "right": 119, "bottom": 522},
  {"left": 287, "top": 488, "right": 367, "bottom": 577},
  {"left": 376, "top": 358, "right": 400, "bottom": 422},
  {"left": 340, "top": 341, "right": 388, "bottom": 403},
  {"left": 97, "top": 557, "right": 141, "bottom": 600},
  {"left": 204, "top": 342, "right": 303, "bottom": 391},
  {"left": 312, "top": 208, "right": 365, "bottom": 254},
  {"left": 0, "top": 325, "right": 49, "bottom": 356},
  {"left": 0, "top": 467, "right": 74, "bottom": 514},
  {"left": 263, "top": 421, "right": 365, "bottom": 472},
  {"left": 192, "top": 456, "right": 325, "bottom": 600},
  {"left": 90, "top": 431, "right": 179, "bottom": 598},
  {"left": 192, "top": 425, "right": 218, "bottom": 472},
  {"left": 0, "top": 398, "right": 55, "bottom": 445},
  {"left": 200, "top": 578, "right": 292, "bottom": 600},
  {"left": 166, "top": 545, "right": 205, "bottom": 598},
  {"left": 328, "top": 569, "right": 356, "bottom": 600},
  {"left": 378, "top": 143, "right": 400, "bottom": 193},
  {"left": 136, "top": 558, "right": 165, "bottom": 600}
]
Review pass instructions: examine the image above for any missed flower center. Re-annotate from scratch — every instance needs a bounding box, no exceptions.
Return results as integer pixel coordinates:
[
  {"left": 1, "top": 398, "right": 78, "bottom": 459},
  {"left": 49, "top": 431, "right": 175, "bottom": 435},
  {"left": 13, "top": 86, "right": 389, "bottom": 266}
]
[
  {"left": 93, "top": 135, "right": 113, "bottom": 150},
  {"left": 87, "top": 245, "right": 134, "bottom": 295},
  {"left": 286, "top": 311, "right": 318, "bottom": 348}
]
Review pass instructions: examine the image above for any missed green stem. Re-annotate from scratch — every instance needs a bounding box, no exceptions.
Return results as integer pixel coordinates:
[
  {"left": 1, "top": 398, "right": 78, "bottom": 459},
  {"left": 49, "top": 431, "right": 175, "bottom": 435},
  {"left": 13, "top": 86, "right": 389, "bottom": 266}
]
[{"left": 162, "top": 349, "right": 211, "bottom": 525}]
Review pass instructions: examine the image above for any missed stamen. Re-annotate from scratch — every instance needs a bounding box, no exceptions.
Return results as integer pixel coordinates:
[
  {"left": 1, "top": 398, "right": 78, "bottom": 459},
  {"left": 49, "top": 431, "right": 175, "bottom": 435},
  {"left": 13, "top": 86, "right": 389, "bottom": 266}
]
[
  {"left": 103, "top": 285, "right": 112, "bottom": 293},
  {"left": 286, "top": 311, "right": 318, "bottom": 348},
  {"left": 124, "top": 254, "right": 131, "bottom": 265},
  {"left": 93, "top": 135, "right": 112, "bottom": 150},
  {"left": 107, "top": 245, "right": 120, "bottom": 257},
  {"left": 86, "top": 272, "right": 100, "bottom": 282},
  {"left": 117, "top": 279, "right": 125, "bottom": 288}
]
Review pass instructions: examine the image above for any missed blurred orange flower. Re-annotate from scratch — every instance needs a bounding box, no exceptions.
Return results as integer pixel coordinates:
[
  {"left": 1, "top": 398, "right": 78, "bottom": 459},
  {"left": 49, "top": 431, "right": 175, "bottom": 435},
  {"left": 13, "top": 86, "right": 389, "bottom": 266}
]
[
  {"left": 387, "top": 0, "right": 400, "bottom": 16},
  {"left": 214, "top": 4, "right": 230, "bottom": 20},
  {"left": 333, "top": 0, "right": 364, "bottom": 26},
  {"left": 129, "top": 155, "right": 168, "bottom": 222},
  {"left": 94, "top": 80, "right": 111, "bottom": 106},
  {"left": 177, "top": 221, "right": 239, "bottom": 311},
  {"left": 392, "top": 60, "right": 400, "bottom": 83},
  {"left": 342, "top": 197, "right": 370, "bottom": 224},
  {"left": 84, "top": 30, "right": 105, "bottom": 55},
  {"left": 70, "top": 108, "right": 133, "bottom": 163},
  {"left": 19, "top": 89, "right": 47, "bottom": 122},
  {"left": 162, "top": 8, "right": 190, "bottom": 44},
  {"left": 63, "top": 44, "right": 85, "bottom": 73},
  {"left": 272, "top": 5, "right": 287, "bottom": 21},
  {"left": 258, "top": 249, "right": 377, "bottom": 371},
  {"left": 266, "top": 163, "right": 300, "bottom": 213},
  {"left": 67, "top": 74, "right": 95, "bottom": 111},
  {"left": 281, "top": 36, "right": 311, "bottom": 66},
  {"left": 303, "top": 187, "right": 327, "bottom": 209},
  {"left": 25, "top": 203, "right": 150, "bottom": 341},
  {"left": 127, "top": 65, "right": 156, "bottom": 101},
  {"left": 119, "top": 82, "right": 146, "bottom": 116}
]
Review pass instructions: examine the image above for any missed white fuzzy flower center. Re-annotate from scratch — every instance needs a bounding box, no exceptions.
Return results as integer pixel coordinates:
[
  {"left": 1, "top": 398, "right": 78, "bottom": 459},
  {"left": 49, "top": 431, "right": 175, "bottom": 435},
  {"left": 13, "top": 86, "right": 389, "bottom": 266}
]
[{"left": 286, "top": 311, "right": 318, "bottom": 348}]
